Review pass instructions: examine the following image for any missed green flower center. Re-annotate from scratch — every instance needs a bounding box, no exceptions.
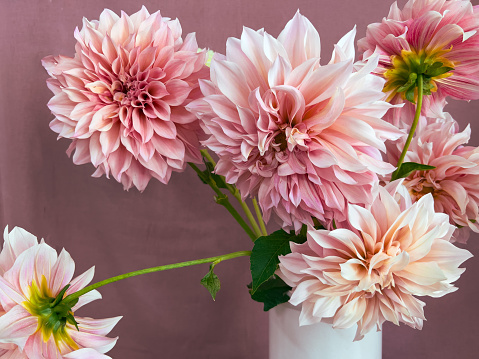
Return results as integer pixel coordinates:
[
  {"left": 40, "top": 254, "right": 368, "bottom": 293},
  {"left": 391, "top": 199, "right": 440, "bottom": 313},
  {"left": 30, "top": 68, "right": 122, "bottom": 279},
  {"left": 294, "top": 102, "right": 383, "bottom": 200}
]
[
  {"left": 22, "top": 276, "right": 79, "bottom": 352},
  {"left": 383, "top": 48, "right": 455, "bottom": 103}
]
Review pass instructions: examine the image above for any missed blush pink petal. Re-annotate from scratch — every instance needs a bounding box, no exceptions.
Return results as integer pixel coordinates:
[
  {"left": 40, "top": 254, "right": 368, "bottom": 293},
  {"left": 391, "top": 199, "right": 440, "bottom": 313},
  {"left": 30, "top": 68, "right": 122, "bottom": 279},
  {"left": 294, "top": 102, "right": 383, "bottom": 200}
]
[
  {"left": 0, "top": 305, "right": 38, "bottom": 350},
  {"left": 0, "top": 227, "right": 38, "bottom": 275},
  {"left": 63, "top": 348, "right": 112, "bottom": 359}
]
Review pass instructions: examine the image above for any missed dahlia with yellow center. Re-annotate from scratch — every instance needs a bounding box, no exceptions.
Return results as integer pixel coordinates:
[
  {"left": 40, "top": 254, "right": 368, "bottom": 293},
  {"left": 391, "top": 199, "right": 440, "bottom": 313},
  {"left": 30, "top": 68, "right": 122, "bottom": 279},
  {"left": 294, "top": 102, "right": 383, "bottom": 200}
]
[
  {"left": 358, "top": 0, "right": 479, "bottom": 122},
  {"left": 0, "top": 226, "right": 120, "bottom": 358}
]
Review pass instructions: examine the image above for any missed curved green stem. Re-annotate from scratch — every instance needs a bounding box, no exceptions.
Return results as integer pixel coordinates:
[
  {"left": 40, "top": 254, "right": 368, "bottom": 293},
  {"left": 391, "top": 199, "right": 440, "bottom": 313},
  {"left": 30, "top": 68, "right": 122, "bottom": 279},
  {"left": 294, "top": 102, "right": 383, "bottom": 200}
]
[
  {"left": 200, "top": 149, "right": 263, "bottom": 239},
  {"left": 395, "top": 73, "right": 424, "bottom": 172},
  {"left": 252, "top": 197, "right": 267, "bottom": 236},
  {"left": 189, "top": 163, "right": 256, "bottom": 240},
  {"left": 64, "top": 250, "right": 252, "bottom": 304}
]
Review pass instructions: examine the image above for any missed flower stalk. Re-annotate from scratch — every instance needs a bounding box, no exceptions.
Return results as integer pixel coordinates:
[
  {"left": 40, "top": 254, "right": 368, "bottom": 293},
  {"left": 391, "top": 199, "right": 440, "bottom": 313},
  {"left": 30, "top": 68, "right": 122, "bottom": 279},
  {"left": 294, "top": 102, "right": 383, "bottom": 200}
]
[
  {"left": 393, "top": 73, "right": 424, "bottom": 180},
  {"left": 199, "top": 149, "right": 265, "bottom": 239},
  {"left": 63, "top": 250, "right": 252, "bottom": 304},
  {"left": 188, "top": 163, "right": 256, "bottom": 240}
]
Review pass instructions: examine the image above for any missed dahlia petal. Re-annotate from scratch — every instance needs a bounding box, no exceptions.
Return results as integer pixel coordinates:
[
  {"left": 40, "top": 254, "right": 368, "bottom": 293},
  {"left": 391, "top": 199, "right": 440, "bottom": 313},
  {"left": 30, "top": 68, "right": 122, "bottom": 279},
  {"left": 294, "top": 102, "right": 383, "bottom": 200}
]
[
  {"left": 0, "top": 305, "right": 37, "bottom": 350},
  {"left": 77, "top": 316, "right": 122, "bottom": 336},
  {"left": 0, "top": 227, "right": 38, "bottom": 275},
  {"left": 63, "top": 348, "right": 112, "bottom": 359},
  {"left": 211, "top": 60, "right": 251, "bottom": 108},
  {"left": 398, "top": 261, "right": 447, "bottom": 285},
  {"left": 49, "top": 248, "right": 76, "bottom": 297},
  {"left": 72, "top": 289, "right": 102, "bottom": 311},
  {"left": 330, "top": 26, "right": 356, "bottom": 64},
  {"left": 66, "top": 266, "right": 95, "bottom": 295},
  {"left": 299, "top": 60, "right": 353, "bottom": 106},
  {"left": 0, "top": 276, "right": 26, "bottom": 311},
  {"left": 69, "top": 331, "right": 118, "bottom": 354},
  {"left": 240, "top": 27, "right": 272, "bottom": 82},
  {"left": 333, "top": 297, "right": 367, "bottom": 329},
  {"left": 278, "top": 11, "right": 321, "bottom": 68}
]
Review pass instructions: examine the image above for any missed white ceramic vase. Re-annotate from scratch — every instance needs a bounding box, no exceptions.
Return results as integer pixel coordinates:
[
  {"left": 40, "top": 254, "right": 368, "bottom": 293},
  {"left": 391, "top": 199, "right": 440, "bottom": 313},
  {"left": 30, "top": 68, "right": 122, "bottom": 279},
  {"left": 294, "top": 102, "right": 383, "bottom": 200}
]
[{"left": 269, "top": 303, "right": 382, "bottom": 359}]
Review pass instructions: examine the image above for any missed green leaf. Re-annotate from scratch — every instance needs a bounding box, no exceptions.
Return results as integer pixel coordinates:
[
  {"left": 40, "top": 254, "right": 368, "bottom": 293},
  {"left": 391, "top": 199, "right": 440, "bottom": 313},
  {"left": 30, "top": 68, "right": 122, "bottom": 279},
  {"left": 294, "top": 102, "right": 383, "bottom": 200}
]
[
  {"left": 250, "top": 229, "right": 306, "bottom": 294},
  {"left": 391, "top": 162, "right": 436, "bottom": 181},
  {"left": 405, "top": 86, "right": 416, "bottom": 103},
  {"left": 397, "top": 72, "right": 417, "bottom": 93},
  {"left": 201, "top": 265, "right": 221, "bottom": 301},
  {"left": 249, "top": 276, "right": 291, "bottom": 311}
]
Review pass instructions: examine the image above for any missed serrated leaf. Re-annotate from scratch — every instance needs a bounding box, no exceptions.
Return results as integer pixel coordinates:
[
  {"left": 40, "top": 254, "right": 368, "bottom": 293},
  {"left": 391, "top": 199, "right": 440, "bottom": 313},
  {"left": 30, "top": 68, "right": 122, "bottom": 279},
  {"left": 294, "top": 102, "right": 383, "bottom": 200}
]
[
  {"left": 250, "top": 229, "right": 306, "bottom": 294},
  {"left": 249, "top": 276, "right": 291, "bottom": 311},
  {"left": 391, "top": 162, "right": 436, "bottom": 181},
  {"left": 201, "top": 267, "right": 221, "bottom": 301}
]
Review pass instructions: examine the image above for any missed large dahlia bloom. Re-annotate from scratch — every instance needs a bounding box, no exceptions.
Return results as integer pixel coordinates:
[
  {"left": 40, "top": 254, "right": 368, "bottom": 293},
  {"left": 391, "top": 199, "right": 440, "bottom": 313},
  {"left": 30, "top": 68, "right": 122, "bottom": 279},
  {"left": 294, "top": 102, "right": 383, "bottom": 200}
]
[
  {"left": 43, "top": 7, "right": 209, "bottom": 191},
  {"left": 277, "top": 185, "right": 472, "bottom": 340},
  {"left": 358, "top": 0, "right": 479, "bottom": 109},
  {"left": 0, "top": 226, "right": 121, "bottom": 358},
  {"left": 396, "top": 119, "right": 479, "bottom": 242},
  {"left": 188, "top": 12, "right": 402, "bottom": 230}
]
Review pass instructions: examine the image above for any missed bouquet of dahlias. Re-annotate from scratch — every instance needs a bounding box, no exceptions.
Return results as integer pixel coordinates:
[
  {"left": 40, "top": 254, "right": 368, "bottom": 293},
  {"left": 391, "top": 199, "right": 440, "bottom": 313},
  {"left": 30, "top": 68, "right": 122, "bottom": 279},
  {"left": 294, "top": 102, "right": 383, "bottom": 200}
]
[{"left": 1, "top": 0, "right": 479, "bottom": 357}]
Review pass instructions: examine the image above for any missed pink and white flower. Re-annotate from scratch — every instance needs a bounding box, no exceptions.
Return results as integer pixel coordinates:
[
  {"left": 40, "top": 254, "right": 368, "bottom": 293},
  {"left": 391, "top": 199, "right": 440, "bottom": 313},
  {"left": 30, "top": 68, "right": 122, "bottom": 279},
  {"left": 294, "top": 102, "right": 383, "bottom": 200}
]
[
  {"left": 42, "top": 7, "right": 209, "bottom": 191},
  {"left": 0, "top": 226, "right": 121, "bottom": 358},
  {"left": 395, "top": 118, "right": 479, "bottom": 242},
  {"left": 357, "top": 0, "right": 479, "bottom": 107},
  {"left": 188, "top": 12, "right": 402, "bottom": 230},
  {"left": 277, "top": 184, "right": 472, "bottom": 340}
]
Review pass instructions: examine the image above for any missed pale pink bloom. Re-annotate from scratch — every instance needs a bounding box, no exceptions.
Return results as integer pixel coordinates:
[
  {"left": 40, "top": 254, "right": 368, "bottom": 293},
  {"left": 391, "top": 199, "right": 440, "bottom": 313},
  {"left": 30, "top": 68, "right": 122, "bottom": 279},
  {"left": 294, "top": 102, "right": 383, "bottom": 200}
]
[
  {"left": 357, "top": 0, "right": 479, "bottom": 107},
  {"left": 394, "top": 119, "right": 479, "bottom": 242},
  {"left": 187, "top": 12, "right": 402, "bottom": 230},
  {"left": 0, "top": 226, "right": 121, "bottom": 358},
  {"left": 42, "top": 7, "right": 209, "bottom": 191},
  {"left": 277, "top": 184, "right": 472, "bottom": 340}
]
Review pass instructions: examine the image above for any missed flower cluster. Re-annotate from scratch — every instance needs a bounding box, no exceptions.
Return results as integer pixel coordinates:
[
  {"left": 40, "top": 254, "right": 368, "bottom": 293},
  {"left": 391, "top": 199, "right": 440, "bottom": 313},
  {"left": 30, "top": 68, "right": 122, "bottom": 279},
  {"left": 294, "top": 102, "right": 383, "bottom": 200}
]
[
  {"left": 0, "top": 227, "right": 120, "bottom": 358},
  {"left": 39, "top": 0, "right": 479, "bottom": 352}
]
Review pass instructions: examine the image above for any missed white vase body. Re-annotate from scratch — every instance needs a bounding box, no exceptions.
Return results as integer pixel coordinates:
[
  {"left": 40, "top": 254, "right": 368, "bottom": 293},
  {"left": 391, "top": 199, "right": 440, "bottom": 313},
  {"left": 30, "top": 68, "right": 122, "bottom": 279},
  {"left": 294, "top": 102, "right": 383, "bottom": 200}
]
[{"left": 269, "top": 303, "right": 382, "bottom": 359}]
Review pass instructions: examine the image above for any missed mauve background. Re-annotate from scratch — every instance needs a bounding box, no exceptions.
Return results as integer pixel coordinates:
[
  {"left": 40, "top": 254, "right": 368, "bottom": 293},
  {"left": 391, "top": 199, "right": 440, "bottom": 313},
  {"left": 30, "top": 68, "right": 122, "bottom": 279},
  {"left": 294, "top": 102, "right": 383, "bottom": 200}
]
[{"left": 1, "top": 0, "right": 479, "bottom": 358}]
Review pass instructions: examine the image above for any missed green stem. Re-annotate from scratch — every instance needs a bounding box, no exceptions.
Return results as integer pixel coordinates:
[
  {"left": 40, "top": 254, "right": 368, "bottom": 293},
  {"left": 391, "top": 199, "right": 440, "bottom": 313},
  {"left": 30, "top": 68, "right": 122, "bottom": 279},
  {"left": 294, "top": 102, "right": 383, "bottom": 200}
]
[
  {"left": 395, "top": 74, "right": 424, "bottom": 173},
  {"left": 200, "top": 149, "right": 217, "bottom": 167},
  {"left": 189, "top": 163, "right": 256, "bottom": 240},
  {"left": 200, "top": 149, "right": 263, "bottom": 239},
  {"left": 64, "top": 250, "right": 252, "bottom": 304},
  {"left": 252, "top": 197, "right": 267, "bottom": 236}
]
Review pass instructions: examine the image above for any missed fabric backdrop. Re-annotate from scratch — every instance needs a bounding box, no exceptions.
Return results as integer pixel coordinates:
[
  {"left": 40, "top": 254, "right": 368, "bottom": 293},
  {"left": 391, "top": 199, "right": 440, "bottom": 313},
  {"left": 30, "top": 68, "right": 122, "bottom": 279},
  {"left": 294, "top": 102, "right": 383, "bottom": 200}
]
[{"left": 1, "top": 0, "right": 479, "bottom": 358}]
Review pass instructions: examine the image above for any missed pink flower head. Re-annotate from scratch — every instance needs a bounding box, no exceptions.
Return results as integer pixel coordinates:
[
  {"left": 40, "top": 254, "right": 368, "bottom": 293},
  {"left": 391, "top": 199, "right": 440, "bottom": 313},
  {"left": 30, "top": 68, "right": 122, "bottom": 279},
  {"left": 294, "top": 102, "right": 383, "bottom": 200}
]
[
  {"left": 277, "top": 184, "right": 472, "bottom": 340},
  {"left": 396, "top": 118, "right": 479, "bottom": 242},
  {"left": 358, "top": 0, "right": 479, "bottom": 106},
  {"left": 0, "top": 226, "right": 121, "bottom": 358},
  {"left": 42, "top": 7, "right": 209, "bottom": 191},
  {"left": 187, "top": 11, "right": 402, "bottom": 230}
]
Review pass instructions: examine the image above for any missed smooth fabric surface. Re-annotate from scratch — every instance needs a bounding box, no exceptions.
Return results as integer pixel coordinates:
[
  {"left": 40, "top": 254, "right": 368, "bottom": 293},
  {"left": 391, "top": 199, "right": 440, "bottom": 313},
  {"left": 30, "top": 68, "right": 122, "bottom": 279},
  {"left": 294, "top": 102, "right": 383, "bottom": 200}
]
[{"left": 1, "top": 0, "right": 479, "bottom": 358}]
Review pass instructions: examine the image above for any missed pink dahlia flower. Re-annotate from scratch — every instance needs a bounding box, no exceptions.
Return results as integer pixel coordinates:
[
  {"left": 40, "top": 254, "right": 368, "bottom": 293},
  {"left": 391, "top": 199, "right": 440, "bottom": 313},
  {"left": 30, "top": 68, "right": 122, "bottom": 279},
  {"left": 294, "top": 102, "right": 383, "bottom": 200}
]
[
  {"left": 277, "top": 185, "right": 472, "bottom": 340},
  {"left": 0, "top": 226, "right": 121, "bottom": 358},
  {"left": 187, "top": 12, "right": 402, "bottom": 230},
  {"left": 395, "top": 119, "right": 479, "bottom": 242},
  {"left": 42, "top": 7, "right": 209, "bottom": 191},
  {"left": 357, "top": 0, "right": 479, "bottom": 105}
]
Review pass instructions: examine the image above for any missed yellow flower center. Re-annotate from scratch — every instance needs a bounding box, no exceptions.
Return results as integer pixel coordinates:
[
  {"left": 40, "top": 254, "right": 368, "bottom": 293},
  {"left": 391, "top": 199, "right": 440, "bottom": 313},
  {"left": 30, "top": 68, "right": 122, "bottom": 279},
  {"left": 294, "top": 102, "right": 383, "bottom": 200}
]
[
  {"left": 383, "top": 48, "right": 456, "bottom": 102},
  {"left": 22, "top": 276, "right": 79, "bottom": 352}
]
